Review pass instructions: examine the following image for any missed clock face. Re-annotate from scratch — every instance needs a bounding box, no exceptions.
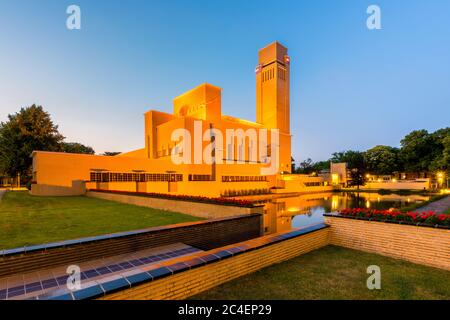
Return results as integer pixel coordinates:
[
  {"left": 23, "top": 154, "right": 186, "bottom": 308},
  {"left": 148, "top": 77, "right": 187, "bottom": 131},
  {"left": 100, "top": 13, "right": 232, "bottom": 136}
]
[{"left": 284, "top": 55, "right": 290, "bottom": 65}]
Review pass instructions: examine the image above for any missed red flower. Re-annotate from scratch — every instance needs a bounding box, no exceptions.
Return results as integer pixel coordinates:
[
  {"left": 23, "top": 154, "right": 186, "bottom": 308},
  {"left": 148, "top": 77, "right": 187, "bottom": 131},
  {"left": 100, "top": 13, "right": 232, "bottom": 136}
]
[{"left": 337, "top": 207, "right": 447, "bottom": 227}]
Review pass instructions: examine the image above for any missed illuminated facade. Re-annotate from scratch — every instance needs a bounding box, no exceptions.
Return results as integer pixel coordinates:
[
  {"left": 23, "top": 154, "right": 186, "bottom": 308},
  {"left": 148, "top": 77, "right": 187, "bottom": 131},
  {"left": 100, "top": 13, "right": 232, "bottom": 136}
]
[{"left": 31, "top": 42, "right": 329, "bottom": 197}]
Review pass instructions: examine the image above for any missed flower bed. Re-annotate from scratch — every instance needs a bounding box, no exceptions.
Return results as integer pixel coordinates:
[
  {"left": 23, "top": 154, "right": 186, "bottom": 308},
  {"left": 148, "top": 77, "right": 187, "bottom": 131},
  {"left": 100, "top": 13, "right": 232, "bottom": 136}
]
[
  {"left": 337, "top": 208, "right": 450, "bottom": 227},
  {"left": 89, "top": 189, "right": 255, "bottom": 208}
]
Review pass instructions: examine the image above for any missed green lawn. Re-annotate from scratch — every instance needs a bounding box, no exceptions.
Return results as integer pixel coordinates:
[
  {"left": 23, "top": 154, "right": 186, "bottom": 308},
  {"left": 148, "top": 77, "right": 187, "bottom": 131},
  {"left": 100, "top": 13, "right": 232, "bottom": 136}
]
[
  {"left": 0, "top": 191, "right": 202, "bottom": 249},
  {"left": 192, "top": 246, "right": 450, "bottom": 300}
]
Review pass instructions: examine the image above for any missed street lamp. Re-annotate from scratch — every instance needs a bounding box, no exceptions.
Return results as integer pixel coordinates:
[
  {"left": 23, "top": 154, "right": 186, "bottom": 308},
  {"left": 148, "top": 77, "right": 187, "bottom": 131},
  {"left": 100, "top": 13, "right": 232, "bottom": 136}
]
[{"left": 437, "top": 172, "right": 445, "bottom": 189}]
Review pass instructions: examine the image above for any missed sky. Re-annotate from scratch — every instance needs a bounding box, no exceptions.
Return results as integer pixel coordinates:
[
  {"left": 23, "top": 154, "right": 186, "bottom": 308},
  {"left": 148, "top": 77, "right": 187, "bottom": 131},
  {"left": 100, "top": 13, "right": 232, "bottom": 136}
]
[{"left": 0, "top": 0, "right": 449, "bottom": 163}]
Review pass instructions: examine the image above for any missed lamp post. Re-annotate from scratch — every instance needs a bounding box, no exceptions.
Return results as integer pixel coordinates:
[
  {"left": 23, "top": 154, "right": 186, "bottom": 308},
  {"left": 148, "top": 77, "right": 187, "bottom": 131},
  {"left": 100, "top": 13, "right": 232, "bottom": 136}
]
[
  {"left": 437, "top": 172, "right": 444, "bottom": 189},
  {"left": 436, "top": 172, "right": 448, "bottom": 190}
]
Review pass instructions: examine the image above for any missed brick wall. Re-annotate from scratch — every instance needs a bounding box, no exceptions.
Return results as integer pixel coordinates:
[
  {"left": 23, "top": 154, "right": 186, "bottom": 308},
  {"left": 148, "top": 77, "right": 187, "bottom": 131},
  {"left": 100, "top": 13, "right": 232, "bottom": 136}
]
[
  {"left": 87, "top": 191, "right": 263, "bottom": 218},
  {"left": 0, "top": 214, "right": 262, "bottom": 277},
  {"left": 99, "top": 227, "right": 330, "bottom": 300},
  {"left": 325, "top": 216, "right": 450, "bottom": 270}
]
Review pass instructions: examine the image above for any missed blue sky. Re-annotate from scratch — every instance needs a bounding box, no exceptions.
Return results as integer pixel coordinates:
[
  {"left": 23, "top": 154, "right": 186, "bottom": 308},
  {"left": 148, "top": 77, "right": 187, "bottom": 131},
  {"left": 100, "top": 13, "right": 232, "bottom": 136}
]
[{"left": 0, "top": 0, "right": 449, "bottom": 163}]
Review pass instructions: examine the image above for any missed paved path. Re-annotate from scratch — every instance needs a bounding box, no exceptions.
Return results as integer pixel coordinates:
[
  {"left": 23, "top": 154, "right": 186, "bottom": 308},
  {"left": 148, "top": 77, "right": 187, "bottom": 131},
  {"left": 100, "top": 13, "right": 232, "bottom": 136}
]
[
  {"left": 0, "top": 190, "right": 6, "bottom": 202},
  {"left": 0, "top": 242, "right": 201, "bottom": 300},
  {"left": 417, "top": 195, "right": 450, "bottom": 213}
]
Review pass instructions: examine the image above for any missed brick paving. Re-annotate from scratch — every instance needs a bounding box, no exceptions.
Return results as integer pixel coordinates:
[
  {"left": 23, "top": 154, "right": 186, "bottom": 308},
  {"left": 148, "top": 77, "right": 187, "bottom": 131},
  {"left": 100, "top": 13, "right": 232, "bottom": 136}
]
[{"left": 417, "top": 195, "right": 450, "bottom": 213}]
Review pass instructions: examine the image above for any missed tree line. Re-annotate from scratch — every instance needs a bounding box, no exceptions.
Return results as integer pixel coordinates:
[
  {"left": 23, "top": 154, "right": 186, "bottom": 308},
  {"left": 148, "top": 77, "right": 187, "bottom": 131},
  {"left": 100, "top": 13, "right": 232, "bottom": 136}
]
[
  {"left": 0, "top": 105, "right": 121, "bottom": 179},
  {"left": 293, "top": 127, "right": 450, "bottom": 176}
]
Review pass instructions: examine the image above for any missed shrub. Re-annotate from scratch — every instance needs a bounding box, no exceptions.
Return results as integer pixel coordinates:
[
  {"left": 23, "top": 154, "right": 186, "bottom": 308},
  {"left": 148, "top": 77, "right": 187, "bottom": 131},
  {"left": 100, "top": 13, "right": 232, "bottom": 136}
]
[{"left": 26, "top": 180, "right": 36, "bottom": 190}]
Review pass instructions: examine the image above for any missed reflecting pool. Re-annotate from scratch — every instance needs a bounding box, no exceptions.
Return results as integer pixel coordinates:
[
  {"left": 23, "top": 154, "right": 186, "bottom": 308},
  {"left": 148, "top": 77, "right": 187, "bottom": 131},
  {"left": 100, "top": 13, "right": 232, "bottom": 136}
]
[{"left": 244, "top": 192, "right": 431, "bottom": 235}]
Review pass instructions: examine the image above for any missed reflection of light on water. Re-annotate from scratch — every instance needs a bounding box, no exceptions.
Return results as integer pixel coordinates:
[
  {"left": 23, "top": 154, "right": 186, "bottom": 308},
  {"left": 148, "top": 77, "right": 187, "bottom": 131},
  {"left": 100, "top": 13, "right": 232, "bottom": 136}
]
[{"left": 331, "top": 195, "right": 339, "bottom": 211}]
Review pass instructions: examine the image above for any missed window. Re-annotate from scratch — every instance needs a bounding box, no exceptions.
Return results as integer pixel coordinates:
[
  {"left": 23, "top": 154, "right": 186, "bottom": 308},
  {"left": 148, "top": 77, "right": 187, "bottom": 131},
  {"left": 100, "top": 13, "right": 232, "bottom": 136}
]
[
  {"left": 262, "top": 68, "right": 275, "bottom": 82},
  {"left": 221, "top": 175, "right": 267, "bottom": 182},
  {"left": 188, "top": 174, "right": 212, "bottom": 181},
  {"left": 305, "top": 182, "right": 323, "bottom": 187},
  {"left": 278, "top": 66, "right": 286, "bottom": 81},
  {"left": 238, "top": 143, "right": 243, "bottom": 162},
  {"left": 227, "top": 143, "right": 233, "bottom": 160},
  {"left": 90, "top": 171, "right": 183, "bottom": 183}
]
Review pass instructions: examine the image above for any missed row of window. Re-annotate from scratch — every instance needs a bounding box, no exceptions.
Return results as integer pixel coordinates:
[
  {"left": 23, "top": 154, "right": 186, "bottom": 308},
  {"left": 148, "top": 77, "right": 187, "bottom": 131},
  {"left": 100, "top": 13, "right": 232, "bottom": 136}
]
[
  {"left": 304, "top": 182, "right": 325, "bottom": 187},
  {"left": 157, "top": 142, "right": 274, "bottom": 160},
  {"left": 262, "top": 66, "right": 287, "bottom": 82},
  {"left": 222, "top": 176, "right": 268, "bottom": 183},
  {"left": 188, "top": 174, "right": 213, "bottom": 181},
  {"left": 262, "top": 68, "right": 275, "bottom": 82},
  {"left": 90, "top": 172, "right": 183, "bottom": 183},
  {"left": 278, "top": 66, "right": 287, "bottom": 81},
  {"left": 89, "top": 172, "right": 268, "bottom": 184}
]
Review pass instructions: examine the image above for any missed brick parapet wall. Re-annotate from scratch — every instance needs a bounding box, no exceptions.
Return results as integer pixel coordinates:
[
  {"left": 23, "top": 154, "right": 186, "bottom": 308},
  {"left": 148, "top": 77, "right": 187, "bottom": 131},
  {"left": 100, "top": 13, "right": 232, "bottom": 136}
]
[
  {"left": 0, "top": 214, "right": 262, "bottom": 278},
  {"left": 99, "top": 226, "right": 330, "bottom": 300},
  {"left": 324, "top": 215, "right": 450, "bottom": 270}
]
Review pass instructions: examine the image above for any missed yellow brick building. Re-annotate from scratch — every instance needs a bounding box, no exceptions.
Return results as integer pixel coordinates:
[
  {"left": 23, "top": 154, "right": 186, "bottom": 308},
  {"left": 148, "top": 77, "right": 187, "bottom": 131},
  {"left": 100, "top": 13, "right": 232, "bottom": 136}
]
[{"left": 31, "top": 42, "right": 326, "bottom": 197}]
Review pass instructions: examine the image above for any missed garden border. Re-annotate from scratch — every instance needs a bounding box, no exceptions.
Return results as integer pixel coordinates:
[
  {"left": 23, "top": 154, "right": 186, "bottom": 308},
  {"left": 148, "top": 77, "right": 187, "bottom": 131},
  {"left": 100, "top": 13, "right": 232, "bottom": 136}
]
[{"left": 323, "top": 212, "right": 450, "bottom": 230}]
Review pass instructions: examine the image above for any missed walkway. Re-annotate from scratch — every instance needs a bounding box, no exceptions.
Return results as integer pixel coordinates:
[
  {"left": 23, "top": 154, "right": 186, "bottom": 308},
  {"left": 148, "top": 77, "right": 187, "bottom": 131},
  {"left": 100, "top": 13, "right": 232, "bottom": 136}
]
[
  {"left": 417, "top": 195, "right": 450, "bottom": 213},
  {"left": 0, "top": 243, "right": 201, "bottom": 300}
]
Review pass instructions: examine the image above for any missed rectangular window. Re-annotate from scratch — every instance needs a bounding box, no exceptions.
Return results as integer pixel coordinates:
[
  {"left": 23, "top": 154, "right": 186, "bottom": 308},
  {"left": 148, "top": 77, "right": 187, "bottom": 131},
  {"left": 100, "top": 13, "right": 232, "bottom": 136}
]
[
  {"left": 221, "top": 175, "right": 267, "bottom": 182},
  {"left": 89, "top": 171, "right": 183, "bottom": 183}
]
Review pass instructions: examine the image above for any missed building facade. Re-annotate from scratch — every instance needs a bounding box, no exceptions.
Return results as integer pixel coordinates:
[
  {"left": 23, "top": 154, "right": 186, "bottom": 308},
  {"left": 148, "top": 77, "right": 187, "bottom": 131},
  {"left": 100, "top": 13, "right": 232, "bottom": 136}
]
[{"left": 31, "top": 42, "right": 330, "bottom": 197}]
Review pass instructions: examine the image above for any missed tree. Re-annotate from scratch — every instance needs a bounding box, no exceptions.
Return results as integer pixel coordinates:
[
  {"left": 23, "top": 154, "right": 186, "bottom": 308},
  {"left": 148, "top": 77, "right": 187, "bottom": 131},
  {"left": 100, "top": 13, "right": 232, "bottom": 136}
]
[
  {"left": 291, "top": 156, "right": 296, "bottom": 173},
  {"left": 441, "top": 135, "right": 450, "bottom": 173},
  {"left": 311, "top": 160, "right": 330, "bottom": 173},
  {"left": 428, "top": 128, "right": 450, "bottom": 172},
  {"left": 60, "top": 142, "right": 95, "bottom": 155},
  {"left": 348, "top": 168, "right": 366, "bottom": 189},
  {"left": 331, "top": 150, "right": 365, "bottom": 170},
  {"left": 102, "top": 151, "right": 121, "bottom": 156},
  {"left": 365, "top": 145, "right": 399, "bottom": 175},
  {"left": 298, "top": 158, "right": 314, "bottom": 174},
  {"left": 399, "top": 130, "right": 436, "bottom": 173},
  {"left": 0, "top": 105, "right": 64, "bottom": 177}
]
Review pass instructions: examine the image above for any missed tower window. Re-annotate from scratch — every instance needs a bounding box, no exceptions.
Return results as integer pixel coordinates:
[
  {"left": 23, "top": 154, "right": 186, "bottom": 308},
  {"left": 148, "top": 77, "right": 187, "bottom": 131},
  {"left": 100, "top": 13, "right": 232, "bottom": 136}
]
[
  {"left": 278, "top": 66, "right": 286, "bottom": 81},
  {"left": 262, "top": 68, "right": 276, "bottom": 82}
]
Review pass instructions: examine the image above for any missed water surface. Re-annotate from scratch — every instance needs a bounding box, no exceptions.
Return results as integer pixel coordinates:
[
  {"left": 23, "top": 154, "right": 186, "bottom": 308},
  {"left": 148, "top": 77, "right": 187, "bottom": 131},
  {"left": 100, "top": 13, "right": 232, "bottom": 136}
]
[{"left": 245, "top": 192, "right": 430, "bottom": 235}]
